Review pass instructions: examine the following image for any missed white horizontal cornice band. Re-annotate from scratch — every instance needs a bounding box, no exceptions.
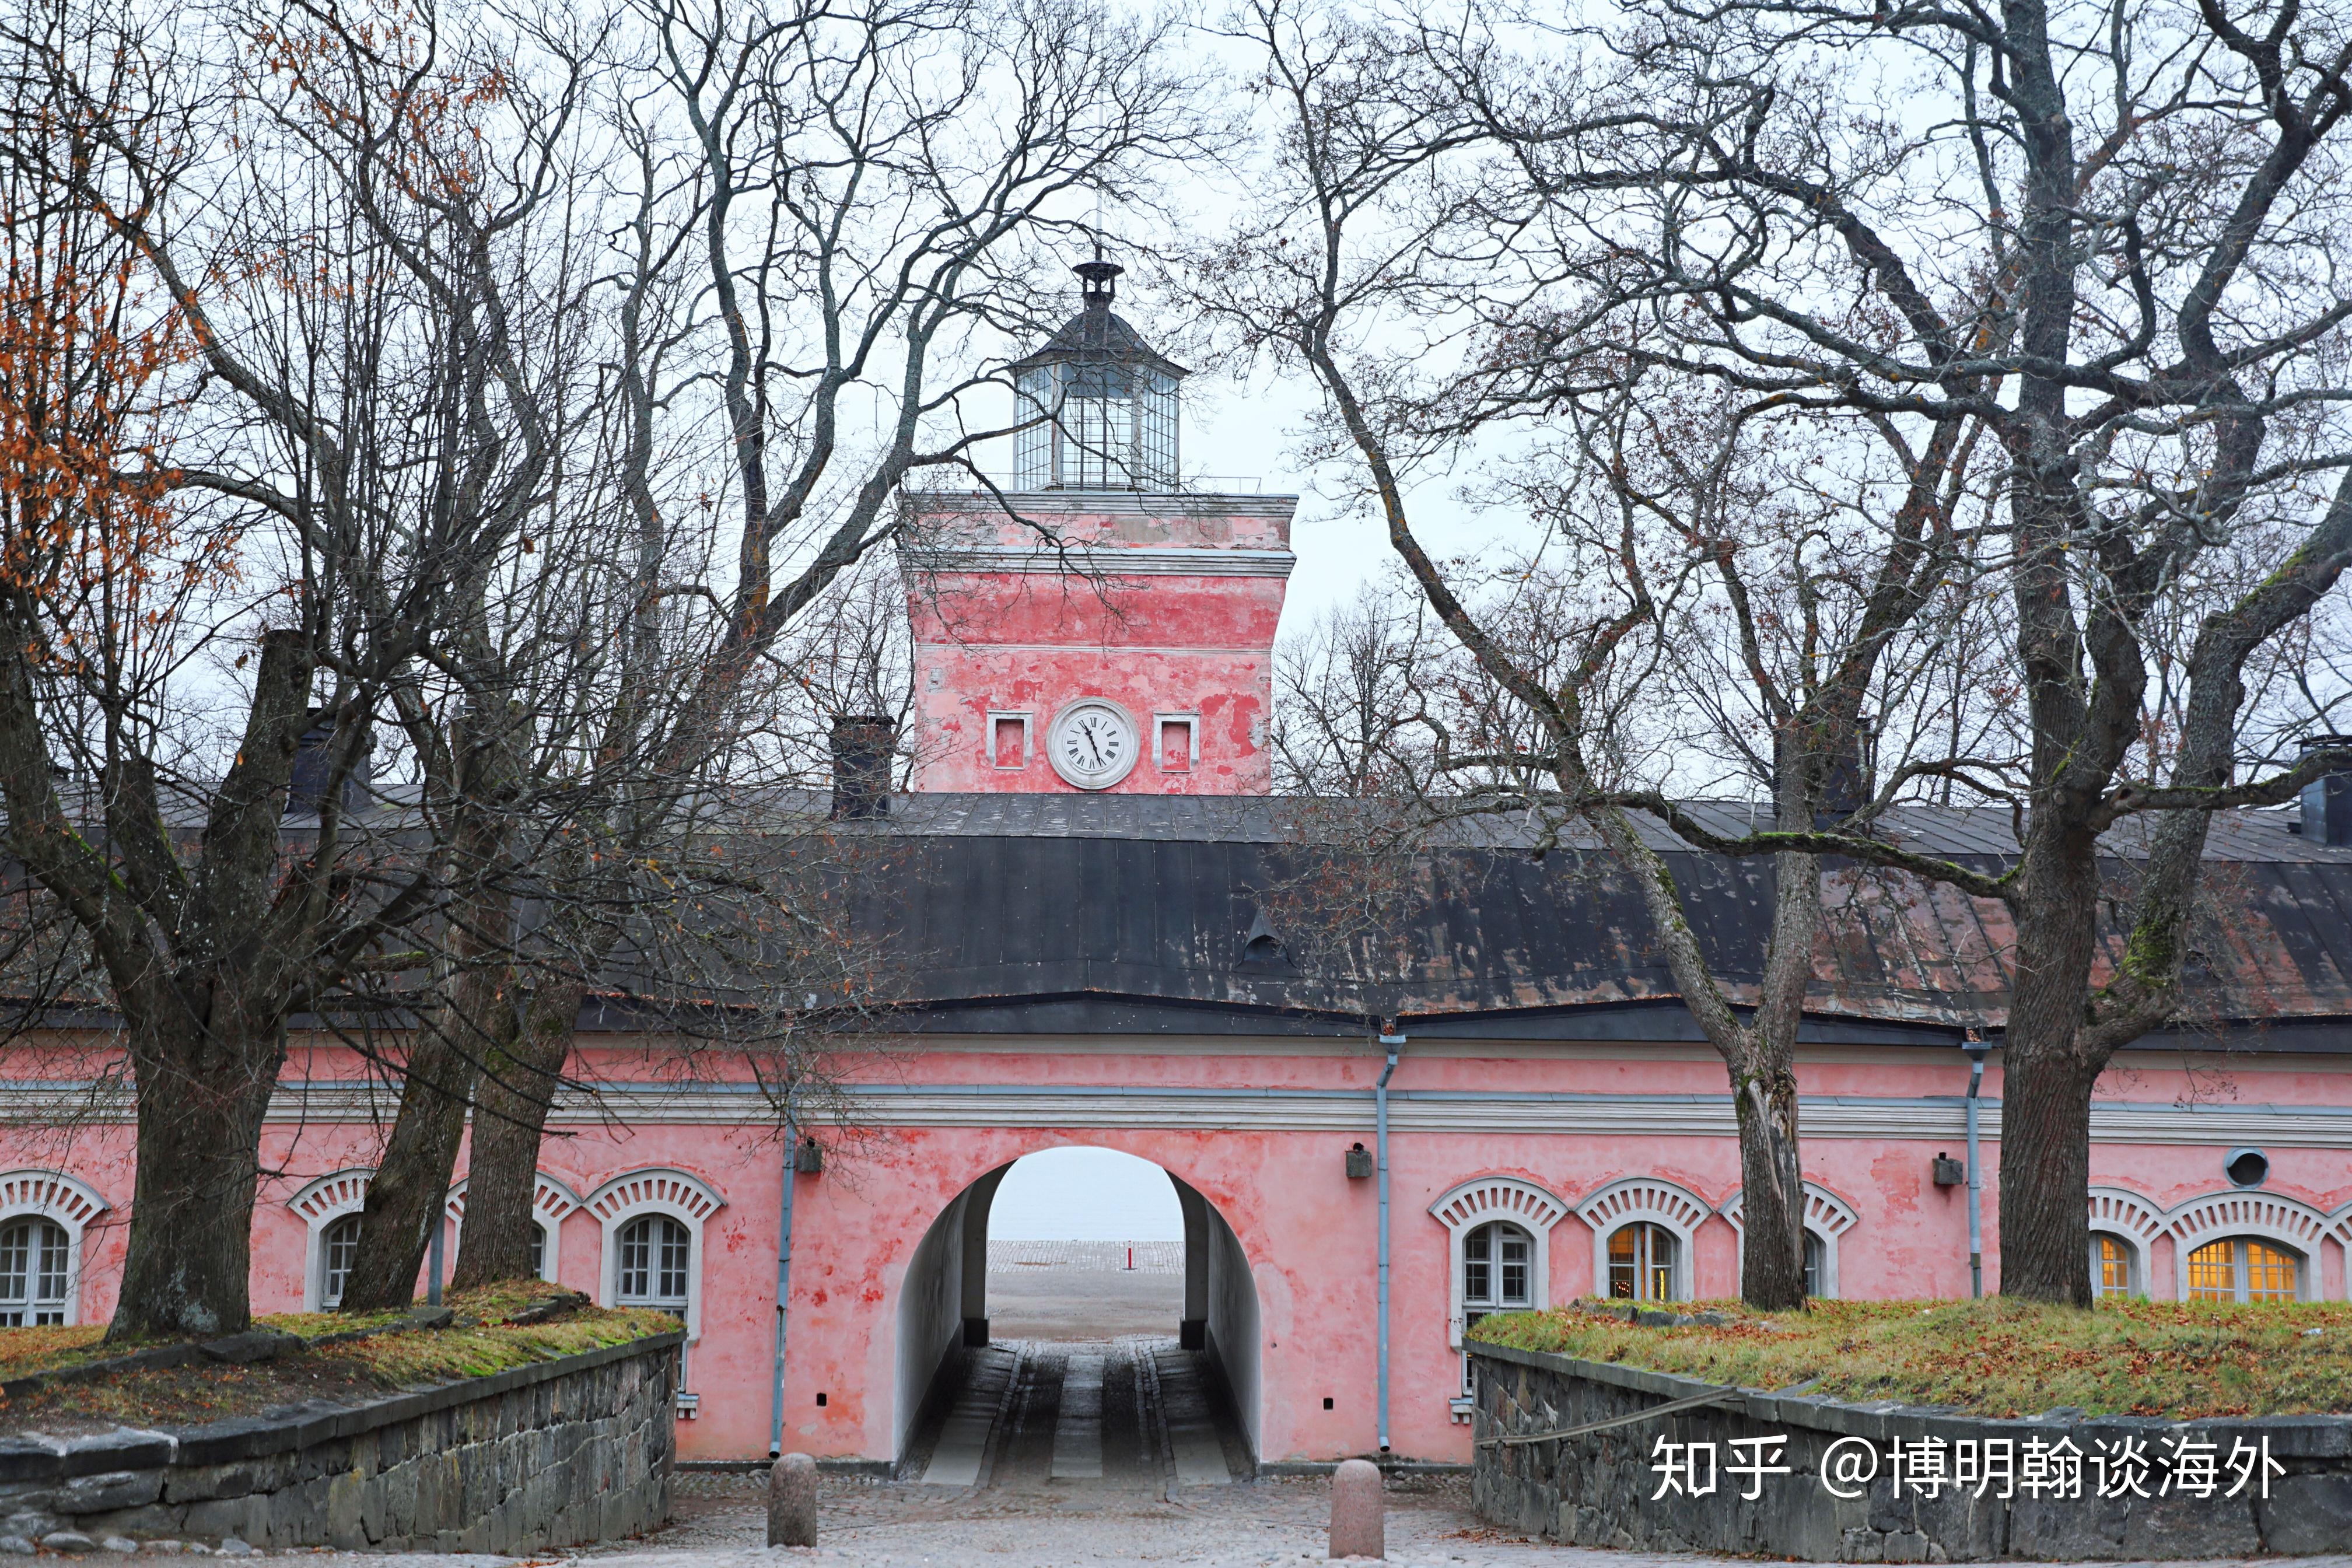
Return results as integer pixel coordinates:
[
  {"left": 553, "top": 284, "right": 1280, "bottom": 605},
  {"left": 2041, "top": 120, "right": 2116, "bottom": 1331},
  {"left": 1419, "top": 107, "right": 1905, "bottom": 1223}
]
[
  {"left": 904, "top": 545, "right": 1297, "bottom": 579},
  {"left": 4, "top": 1082, "right": 2351, "bottom": 1146}
]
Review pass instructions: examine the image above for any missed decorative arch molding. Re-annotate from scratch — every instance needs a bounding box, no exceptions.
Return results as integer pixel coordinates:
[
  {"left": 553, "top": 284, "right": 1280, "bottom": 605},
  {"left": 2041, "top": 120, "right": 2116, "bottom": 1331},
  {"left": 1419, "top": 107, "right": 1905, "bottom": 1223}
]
[
  {"left": 0, "top": 1169, "right": 110, "bottom": 1327},
  {"left": 2165, "top": 1189, "right": 2333, "bottom": 1301},
  {"left": 1717, "top": 1182, "right": 1860, "bottom": 1298},
  {"left": 0, "top": 1169, "right": 107, "bottom": 1231},
  {"left": 584, "top": 1167, "right": 725, "bottom": 1226},
  {"left": 287, "top": 1167, "right": 373, "bottom": 1225},
  {"left": 1576, "top": 1177, "right": 1712, "bottom": 1303},
  {"left": 444, "top": 1172, "right": 584, "bottom": 1282},
  {"left": 2332, "top": 1202, "right": 2352, "bottom": 1251},
  {"left": 1428, "top": 1176, "right": 1568, "bottom": 1348},
  {"left": 286, "top": 1168, "right": 374, "bottom": 1311},
  {"left": 2088, "top": 1186, "right": 2167, "bottom": 1250}
]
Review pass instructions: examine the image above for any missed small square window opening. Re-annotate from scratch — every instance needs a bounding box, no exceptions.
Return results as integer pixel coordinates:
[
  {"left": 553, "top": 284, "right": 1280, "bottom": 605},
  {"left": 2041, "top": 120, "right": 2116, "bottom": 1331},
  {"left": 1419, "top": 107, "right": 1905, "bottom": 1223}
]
[
  {"left": 990, "top": 714, "right": 1031, "bottom": 769},
  {"left": 1155, "top": 714, "right": 1199, "bottom": 772},
  {"left": 1322, "top": 1396, "right": 1334, "bottom": 1410}
]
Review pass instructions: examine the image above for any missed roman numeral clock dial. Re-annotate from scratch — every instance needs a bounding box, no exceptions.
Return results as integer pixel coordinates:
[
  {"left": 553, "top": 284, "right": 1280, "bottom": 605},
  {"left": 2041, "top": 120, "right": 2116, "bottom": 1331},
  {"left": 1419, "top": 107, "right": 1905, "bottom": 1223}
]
[{"left": 1045, "top": 699, "right": 1141, "bottom": 790}]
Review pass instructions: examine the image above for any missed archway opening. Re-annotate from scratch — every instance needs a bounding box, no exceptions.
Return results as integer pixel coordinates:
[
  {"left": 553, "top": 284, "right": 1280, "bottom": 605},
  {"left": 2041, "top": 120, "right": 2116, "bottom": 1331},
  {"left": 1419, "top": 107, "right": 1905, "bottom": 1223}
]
[
  {"left": 891, "top": 1147, "right": 1260, "bottom": 1488},
  {"left": 986, "top": 1147, "right": 1184, "bottom": 1340}
]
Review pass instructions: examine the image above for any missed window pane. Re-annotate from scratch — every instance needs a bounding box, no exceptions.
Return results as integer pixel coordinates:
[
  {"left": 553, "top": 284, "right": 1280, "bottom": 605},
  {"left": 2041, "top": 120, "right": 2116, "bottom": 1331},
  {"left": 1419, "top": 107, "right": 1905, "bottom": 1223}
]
[
  {"left": 0, "top": 1220, "right": 29, "bottom": 1313},
  {"left": 1499, "top": 1231, "right": 1530, "bottom": 1306},
  {"left": 1803, "top": 1232, "right": 1825, "bottom": 1297},
  {"left": 1646, "top": 1225, "right": 1676, "bottom": 1303},
  {"left": 2245, "top": 1242, "right": 2299, "bottom": 1301},
  {"left": 322, "top": 1216, "right": 360, "bottom": 1309},
  {"left": 2095, "top": 1236, "right": 2132, "bottom": 1298},
  {"left": 530, "top": 1224, "right": 547, "bottom": 1281},
  {"left": 2187, "top": 1240, "right": 2236, "bottom": 1300},
  {"left": 1606, "top": 1225, "right": 1636, "bottom": 1299},
  {"left": 618, "top": 1216, "right": 690, "bottom": 1312}
]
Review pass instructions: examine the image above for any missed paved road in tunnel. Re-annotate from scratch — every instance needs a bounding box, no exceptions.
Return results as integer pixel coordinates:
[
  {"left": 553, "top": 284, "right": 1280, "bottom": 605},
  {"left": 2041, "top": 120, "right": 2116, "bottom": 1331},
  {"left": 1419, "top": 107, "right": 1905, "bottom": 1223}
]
[{"left": 911, "top": 1338, "right": 1247, "bottom": 1497}]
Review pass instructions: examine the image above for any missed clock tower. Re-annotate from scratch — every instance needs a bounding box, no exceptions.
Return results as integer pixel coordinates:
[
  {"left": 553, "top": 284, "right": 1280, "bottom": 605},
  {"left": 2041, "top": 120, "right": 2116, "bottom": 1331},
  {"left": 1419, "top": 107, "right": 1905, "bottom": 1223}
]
[{"left": 900, "top": 260, "right": 1296, "bottom": 796}]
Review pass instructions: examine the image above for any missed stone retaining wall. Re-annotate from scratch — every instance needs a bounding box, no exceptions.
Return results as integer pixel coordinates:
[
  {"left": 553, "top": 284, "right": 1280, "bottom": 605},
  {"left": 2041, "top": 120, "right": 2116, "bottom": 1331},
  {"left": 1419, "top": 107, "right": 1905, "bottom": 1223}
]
[
  {"left": 1470, "top": 1340, "right": 2352, "bottom": 1560},
  {"left": 0, "top": 1329, "right": 682, "bottom": 1554}
]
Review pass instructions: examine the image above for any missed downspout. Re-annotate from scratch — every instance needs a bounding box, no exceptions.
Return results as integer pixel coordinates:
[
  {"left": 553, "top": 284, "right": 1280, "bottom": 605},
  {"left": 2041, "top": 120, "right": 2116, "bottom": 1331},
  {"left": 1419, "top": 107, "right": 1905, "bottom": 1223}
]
[
  {"left": 1376, "top": 1030, "right": 1405, "bottom": 1454},
  {"left": 769, "top": 1090, "right": 799, "bottom": 1458},
  {"left": 1964, "top": 1037, "right": 1989, "bottom": 1299}
]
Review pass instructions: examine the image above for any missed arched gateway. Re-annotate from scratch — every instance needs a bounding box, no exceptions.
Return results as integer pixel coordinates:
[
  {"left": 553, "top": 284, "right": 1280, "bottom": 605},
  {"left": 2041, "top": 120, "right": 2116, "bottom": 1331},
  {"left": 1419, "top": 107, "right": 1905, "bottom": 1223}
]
[{"left": 9, "top": 259, "right": 2352, "bottom": 1473}]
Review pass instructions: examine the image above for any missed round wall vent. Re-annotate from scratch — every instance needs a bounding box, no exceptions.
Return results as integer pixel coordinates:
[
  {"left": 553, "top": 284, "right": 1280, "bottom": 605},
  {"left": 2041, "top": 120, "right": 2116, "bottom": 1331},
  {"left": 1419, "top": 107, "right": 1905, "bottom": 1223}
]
[{"left": 2224, "top": 1147, "right": 2270, "bottom": 1188}]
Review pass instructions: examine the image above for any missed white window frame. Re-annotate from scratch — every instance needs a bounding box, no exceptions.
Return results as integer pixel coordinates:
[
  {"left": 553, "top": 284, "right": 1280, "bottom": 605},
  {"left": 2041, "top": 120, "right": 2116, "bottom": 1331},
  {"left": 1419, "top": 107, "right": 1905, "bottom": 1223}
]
[
  {"left": 1152, "top": 712, "right": 1201, "bottom": 772},
  {"left": 444, "top": 1171, "right": 582, "bottom": 1283},
  {"left": 288, "top": 1167, "right": 374, "bottom": 1312},
  {"left": 2165, "top": 1190, "right": 2330, "bottom": 1303},
  {"left": 2087, "top": 1186, "right": 2166, "bottom": 1300},
  {"left": 1428, "top": 1177, "right": 1567, "bottom": 1349},
  {"left": 1719, "top": 1182, "right": 1860, "bottom": 1299},
  {"left": 585, "top": 1168, "right": 726, "bottom": 1413},
  {"left": 0, "top": 1170, "right": 106, "bottom": 1327},
  {"left": 1576, "top": 1177, "right": 1709, "bottom": 1304},
  {"left": 985, "top": 711, "right": 1034, "bottom": 770}
]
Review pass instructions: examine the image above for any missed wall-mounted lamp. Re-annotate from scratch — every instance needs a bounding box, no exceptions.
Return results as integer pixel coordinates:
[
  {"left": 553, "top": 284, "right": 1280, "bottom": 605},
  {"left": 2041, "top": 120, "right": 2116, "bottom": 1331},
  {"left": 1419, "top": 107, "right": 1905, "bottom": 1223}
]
[
  {"left": 1345, "top": 1142, "right": 1374, "bottom": 1179},
  {"left": 1931, "top": 1150, "right": 1965, "bottom": 1186},
  {"left": 794, "top": 1138, "right": 824, "bottom": 1175}
]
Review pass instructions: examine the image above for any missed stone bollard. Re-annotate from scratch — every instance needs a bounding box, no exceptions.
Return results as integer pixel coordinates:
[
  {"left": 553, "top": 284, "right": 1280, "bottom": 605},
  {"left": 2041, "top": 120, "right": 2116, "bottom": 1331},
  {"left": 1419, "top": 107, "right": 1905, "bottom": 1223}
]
[
  {"left": 767, "top": 1452, "right": 818, "bottom": 1548},
  {"left": 1328, "top": 1457, "right": 1383, "bottom": 1560}
]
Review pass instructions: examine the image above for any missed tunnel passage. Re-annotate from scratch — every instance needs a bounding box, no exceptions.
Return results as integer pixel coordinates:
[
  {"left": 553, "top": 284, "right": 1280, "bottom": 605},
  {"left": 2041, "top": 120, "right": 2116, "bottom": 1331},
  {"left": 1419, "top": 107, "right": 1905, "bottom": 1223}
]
[{"left": 890, "top": 1149, "right": 1259, "bottom": 1488}]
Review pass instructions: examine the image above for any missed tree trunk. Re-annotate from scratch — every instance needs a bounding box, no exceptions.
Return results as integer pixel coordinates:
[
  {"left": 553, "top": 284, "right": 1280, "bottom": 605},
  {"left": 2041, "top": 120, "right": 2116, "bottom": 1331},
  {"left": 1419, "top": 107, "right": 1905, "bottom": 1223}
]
[
  {"left": 1993, "top": 1041, "right": 2097, "bottom": 1305},
  {"left": 1997, "top": 822, "right": 2104, "bottom": 1304},
  {"left": 108, "top": 1018, "right": 285, "bottom": 1340},
  {"left": 336, "top": 1030, "right": 475, "bottom": 1312},
  {"left": 450, "top": 980, "right": 583, "bottom": 1288},
  {"left": 1733, "top": 1064, "right": 1808, "bottom": 1309}
]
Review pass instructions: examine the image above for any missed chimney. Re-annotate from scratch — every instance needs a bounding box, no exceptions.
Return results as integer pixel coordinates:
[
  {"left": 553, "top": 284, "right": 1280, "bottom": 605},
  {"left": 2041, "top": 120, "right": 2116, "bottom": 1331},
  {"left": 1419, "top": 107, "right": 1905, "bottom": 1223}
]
[
  {"left": 287, "top": 708, "right": 373, "bottom": 817},
  {"left": 829, "top": 715, "right": 898, "bottom": 820},
  {"left": 2300, "top": 735, "right": 2352, "bottom": 845}
]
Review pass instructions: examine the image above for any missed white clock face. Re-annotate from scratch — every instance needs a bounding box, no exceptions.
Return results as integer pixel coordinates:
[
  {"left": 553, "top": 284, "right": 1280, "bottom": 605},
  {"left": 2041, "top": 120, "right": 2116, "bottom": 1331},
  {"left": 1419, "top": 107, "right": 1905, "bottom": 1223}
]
[{"left": 1047, "top": 699, "right": 1140, "bottom": 790}]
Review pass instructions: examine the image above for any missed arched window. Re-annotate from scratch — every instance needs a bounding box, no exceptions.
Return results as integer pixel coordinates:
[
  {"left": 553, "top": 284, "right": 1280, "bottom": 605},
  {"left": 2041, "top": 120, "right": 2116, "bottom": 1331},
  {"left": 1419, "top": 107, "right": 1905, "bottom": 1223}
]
[
  {"left": 2187, "top": 1238, "right": 2302, "bottom": 1302},
  {"left": 318, "top": 1214, "right": 361, "bottom": 1310},
  {"left": 615, "top": 1214, "right": 691, "bottom": 1316},
  {"left": 1802, "top": 1233, "right": 1826, "bottom": 1298},
  {"left": 1607, "top": 1223, "right": 1679, "bottom": 1302},
  {"left": 0, "top": 1217, "right": 71, "bottom": 1325},
  {"left": 2091, "top": 1234, "right": 2140, "bottom": 1298},
  {"left": 1461, "top": 1221, "right": 1532, "bottom": 1334}
]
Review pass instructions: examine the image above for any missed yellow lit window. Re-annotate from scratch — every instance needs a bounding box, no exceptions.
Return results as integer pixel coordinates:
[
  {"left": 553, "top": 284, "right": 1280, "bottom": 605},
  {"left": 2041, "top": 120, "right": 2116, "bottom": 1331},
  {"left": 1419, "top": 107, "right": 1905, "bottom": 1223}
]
[
  {"left": 1607, "top": 1222, "right": 1677, "bottom": 1302},
  {"left": 2188, "top": 1237, "right": 2301, "bottom": 1302},
  {"left": 2094, "top": 1234, "right": 2134, "bottom": 1298}
]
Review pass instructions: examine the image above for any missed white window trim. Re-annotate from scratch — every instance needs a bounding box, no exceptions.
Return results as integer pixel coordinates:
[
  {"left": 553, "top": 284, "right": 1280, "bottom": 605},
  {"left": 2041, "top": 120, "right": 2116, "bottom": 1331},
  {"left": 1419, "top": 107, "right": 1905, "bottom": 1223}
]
[
  {"left": 444, "top": 1171, "right": 582, "bottom": 1282},
  {"left": 1152, "top": 712, "right": 1201, "bottom": 771},
  {"left": 985, "top": 711, "right": 1033, "bottom": 770},
  {"left": 2166, "top": 1190, "right": 2330, "bottom": 1302},
  {"left": 1576, "top": 1177, "right": 1710, "bottom": 1304},
  {"left": 2087, "top": 1186, "right": 2166, "bottom": 1299},
  {"left": 1718, "top": 1182, "right": 1859, "bottom": 1298},
  {"left": 288, "top": 1167, "right": 374, "bottom": 1311},
  {"left": 0, "top": 1170, "right": 107, "bottom": 1326},
  {"left": 1429, "top": 1176, "right": 1567, "bottom": 1349},
  {"left": 584, "top": 1168, "right": 725, "bottom": 1343}
]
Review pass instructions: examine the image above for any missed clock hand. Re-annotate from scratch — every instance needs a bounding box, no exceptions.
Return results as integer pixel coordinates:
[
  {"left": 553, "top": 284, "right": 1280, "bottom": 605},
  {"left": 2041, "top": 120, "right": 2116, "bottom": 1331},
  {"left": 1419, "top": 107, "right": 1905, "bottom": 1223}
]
[{"left": 1085, "top": 727, "right": 1104, "bottom": 766}]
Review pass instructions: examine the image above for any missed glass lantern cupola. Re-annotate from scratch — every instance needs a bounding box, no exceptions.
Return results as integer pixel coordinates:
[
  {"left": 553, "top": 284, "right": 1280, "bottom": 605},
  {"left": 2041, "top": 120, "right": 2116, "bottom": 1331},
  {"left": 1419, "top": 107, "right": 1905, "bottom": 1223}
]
[{"left": 1012, "top": 258, "right": 1186, "bottom": 491}]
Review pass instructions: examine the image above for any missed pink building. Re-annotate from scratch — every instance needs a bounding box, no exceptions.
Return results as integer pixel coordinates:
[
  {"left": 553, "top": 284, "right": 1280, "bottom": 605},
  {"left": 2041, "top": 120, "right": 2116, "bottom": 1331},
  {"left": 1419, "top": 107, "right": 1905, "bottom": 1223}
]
[{"left": 3, "top": 264, "right": 2351, "bottom": 1471}]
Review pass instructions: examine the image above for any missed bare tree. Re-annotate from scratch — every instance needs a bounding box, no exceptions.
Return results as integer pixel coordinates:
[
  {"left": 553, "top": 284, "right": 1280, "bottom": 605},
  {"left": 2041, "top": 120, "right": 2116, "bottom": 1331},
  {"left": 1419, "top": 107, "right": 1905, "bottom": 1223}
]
[
  {"left": 1216, "top": 0, "right": 2352, "bottom": 1303},
  {"left": 0, "top": 0, "right": 574, "bottom": 1335}
]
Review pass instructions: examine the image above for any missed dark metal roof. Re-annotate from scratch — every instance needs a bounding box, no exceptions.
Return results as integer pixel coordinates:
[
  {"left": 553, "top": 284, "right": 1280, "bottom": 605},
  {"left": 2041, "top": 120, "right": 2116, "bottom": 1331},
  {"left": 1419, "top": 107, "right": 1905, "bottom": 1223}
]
[{"left": 825, "top": 794, "right": 2352, "bottom": 1048}]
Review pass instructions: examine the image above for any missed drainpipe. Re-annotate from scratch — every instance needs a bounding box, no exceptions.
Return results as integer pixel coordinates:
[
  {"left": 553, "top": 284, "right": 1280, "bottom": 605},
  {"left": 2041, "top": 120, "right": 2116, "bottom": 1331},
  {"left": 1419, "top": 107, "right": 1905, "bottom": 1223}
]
[
  {"left": 769, "top": 1090, "right": 800, "bottom": 1458},
  {"left": 1964, "top": 1037, "right": 1989, "bottom": 1299},
  {"left": 1376, "top": 1030, "right": 1405, "bottom": 1454}
]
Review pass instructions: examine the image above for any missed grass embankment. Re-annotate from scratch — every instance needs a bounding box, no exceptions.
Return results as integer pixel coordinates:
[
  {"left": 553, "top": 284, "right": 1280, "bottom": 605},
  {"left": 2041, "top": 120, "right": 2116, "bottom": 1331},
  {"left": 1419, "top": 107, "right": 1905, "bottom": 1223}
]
[
  {"left": 0, "top": 1279, "right": 678, "bottom": 1432},
  {"left": 1468, "top": 1298, "right": 2352, "bottom": 1420}
]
